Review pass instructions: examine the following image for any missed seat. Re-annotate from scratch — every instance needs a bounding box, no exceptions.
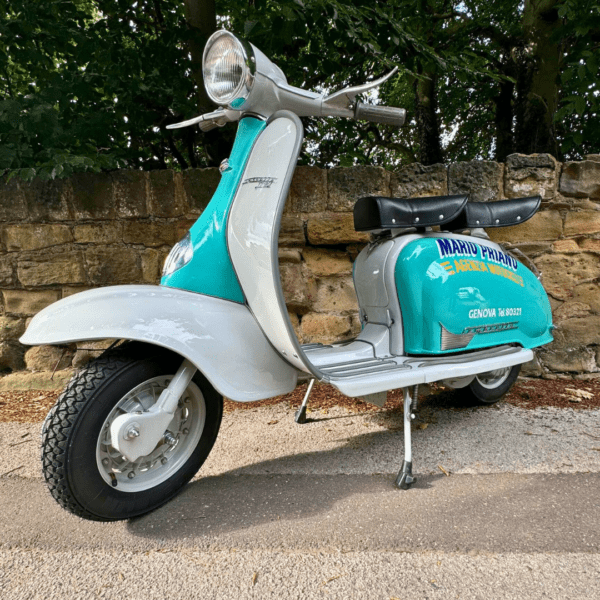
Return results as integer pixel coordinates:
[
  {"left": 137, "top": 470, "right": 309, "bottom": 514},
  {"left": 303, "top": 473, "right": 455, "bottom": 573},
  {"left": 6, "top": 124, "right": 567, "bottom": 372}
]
[
  {"left": 444, "top": 196, "right": 541, "bottom": 230},
  {"left": 353, "top": 194, "right": 468, "bottom": 232}
]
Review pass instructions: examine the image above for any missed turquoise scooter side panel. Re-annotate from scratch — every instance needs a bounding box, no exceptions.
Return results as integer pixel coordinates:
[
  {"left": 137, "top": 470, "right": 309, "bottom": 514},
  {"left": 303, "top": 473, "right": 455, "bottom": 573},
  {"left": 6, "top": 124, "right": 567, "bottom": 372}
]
[
  {"left": 395, "top": 237, "right": 553, "bottom": 354},
  {"left": 161, "top": 117, "right": 267, "bottom": 302}
]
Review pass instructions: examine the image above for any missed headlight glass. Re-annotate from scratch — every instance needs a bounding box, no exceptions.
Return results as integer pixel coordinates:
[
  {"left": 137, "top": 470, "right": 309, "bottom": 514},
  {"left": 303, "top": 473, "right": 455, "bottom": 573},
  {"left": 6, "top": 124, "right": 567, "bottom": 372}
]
[
  {"left": 162, "top": 233, "right": 193, "bottom": 277},
  {"left": 203, "top": 31, "right": 254, "bottom": 106}
]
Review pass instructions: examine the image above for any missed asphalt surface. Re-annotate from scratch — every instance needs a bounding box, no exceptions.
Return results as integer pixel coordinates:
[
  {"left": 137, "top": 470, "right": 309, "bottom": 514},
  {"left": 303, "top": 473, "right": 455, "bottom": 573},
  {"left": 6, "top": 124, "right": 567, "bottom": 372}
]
[{"left": 2, "top": 402, "right": 600, "bottom": 599}]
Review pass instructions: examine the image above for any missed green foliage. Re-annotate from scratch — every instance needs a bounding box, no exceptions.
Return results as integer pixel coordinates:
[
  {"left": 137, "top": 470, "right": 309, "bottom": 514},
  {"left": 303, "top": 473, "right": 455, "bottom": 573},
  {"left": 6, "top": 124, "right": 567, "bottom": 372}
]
[
  {"left": 0, "top": 0, "right": 200, "bottom": 181},
  {"left": 1, "top": 0, "right": 598, "bottom": 182}
]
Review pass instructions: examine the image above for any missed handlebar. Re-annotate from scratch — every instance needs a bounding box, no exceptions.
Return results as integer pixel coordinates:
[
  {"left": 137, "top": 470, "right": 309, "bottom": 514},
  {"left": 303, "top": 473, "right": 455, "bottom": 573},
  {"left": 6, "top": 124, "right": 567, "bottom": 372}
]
[{"left": 354, "top": 103, "right": 406, "bottom": 126}]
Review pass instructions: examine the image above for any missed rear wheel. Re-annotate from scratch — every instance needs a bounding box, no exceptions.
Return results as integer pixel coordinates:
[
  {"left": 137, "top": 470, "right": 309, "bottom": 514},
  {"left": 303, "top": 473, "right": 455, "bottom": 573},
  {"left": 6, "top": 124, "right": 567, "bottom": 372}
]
[
  {"left": 465, "top": 364, "right": 520, "bottom": 405},
  {"left": 41, "top": 342, "right": 222, "bottom": 521}
]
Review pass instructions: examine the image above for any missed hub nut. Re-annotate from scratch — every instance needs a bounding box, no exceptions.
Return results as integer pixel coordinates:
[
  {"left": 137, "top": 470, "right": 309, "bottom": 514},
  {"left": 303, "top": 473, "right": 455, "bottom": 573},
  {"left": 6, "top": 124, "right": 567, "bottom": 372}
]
[
  {"left": 127, "top": 471, "right": 136, "bottom": 479},
  {"left": 161, "top": 457, "right": 168, "bottom": 465},
  {"left": 124, "top": 423, "right": 140, "bottom": 440}
]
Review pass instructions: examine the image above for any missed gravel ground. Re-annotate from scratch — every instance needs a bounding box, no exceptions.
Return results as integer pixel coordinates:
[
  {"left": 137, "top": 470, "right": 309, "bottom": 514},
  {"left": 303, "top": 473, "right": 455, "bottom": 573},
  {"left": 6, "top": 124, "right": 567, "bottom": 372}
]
[{"left": 2, "top": 402, "right": 600, "bottom": 480}]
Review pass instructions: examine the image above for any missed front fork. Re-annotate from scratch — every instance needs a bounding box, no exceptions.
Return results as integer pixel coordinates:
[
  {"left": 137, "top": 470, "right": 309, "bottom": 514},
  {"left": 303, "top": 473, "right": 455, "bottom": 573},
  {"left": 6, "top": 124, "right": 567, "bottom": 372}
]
[{"left": 110, "top": 359, "right": 197, "bottom": 462}]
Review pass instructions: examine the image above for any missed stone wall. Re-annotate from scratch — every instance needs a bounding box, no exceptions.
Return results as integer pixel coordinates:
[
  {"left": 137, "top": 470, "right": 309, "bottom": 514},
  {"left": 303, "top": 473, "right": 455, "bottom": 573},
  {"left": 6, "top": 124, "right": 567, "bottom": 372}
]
[{"left": 1, "top": 153, "right": 599, "bottom": 378}]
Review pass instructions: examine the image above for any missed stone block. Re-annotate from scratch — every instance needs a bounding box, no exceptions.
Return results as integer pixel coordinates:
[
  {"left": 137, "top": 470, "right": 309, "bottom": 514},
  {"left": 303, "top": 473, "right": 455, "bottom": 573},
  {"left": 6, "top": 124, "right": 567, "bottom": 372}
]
[
  {"left": 3, "top": 224, "right": 73, "bottom": 251},
  {"left": 504, "top": 153, "right": 559, "bottom": 200},
  {"left": 327, "top": 167, "right": 390, "bottom": 212},
  {"left": 449, "top": 161, "right": 504, "bottom": 202},
  {"left": 70, "top": 172, "right": 115, "bottom": 219},
  {"left": 552, "top": 239, "right": 579, "bottom": 253},
  {"left": 183, "top": 168, "right": 220, "bottom": 212},
  {"left": 560, "top": 161, "right": 600, "bottom": 198},
  {"left": 307, "top": 213, "right": 370, "bottom": 245},
  {"left": 557, "top": 316, "right": 600, "bottom": 347},
  {"left": 520, "top": 354, "right": 544, "bottom": 377},
  {"left": 111, "top": 170, "right": 149, "bottom": 219},
  {"left": 0, "top": 178, "right": 28, "bottom": 221},
  {"left": 564, "top": 211, "right": 600, "bottom": 236},
  {"left": 571, "top": 283, "right": 600, "bottom": 313},
  {"left": 176, "top": 219, "right": 196, "bottom": 241},
  {"left": 2, "top": 290, "right": 60, "bottom": 316},
  {"left": 25, "top": 345, "right": 73, "bottom": 372},
  {"left": 18, "top": 250, "right": 86, "bottom": 286},
  {"left": 510, "top": 242, "right": 553, "bottom": 256},
  {"left": 290, "top": 167, "right": 327, "bottom": 213},
  {"left": 303, "top": 248, "right": 352, "bottom": 276},
  {"left": 148, "top": 170, "right": 187, "bottom": 217},
  {"left": 579, "top": 239, "right": 600, "bottom": 254},
  {"left": 288, "top": 312, "right": 303, "bottom": 343},
  {"left": 534, "top": 253, "right": 600, "bottom": 301},
  {"left": 487, "top": 211, "right": 563, "bottom": 243},
  {"left": 586, "top": 154, "right": 600, "bottom": 162},
  {"left": 390, "top": 163, "right": 448, "bottom": 198},
  {"left": 300, "top": 313, "right": 352, "bottom": 344},
  {"left": 123, "top": 222, "right": 178, "bottom": 247},
  {"left": 279, "top": 216, "right": 305, "bottom": 246},
  {"left": 0, "top": 254, "right": 16, "bottom": 286},
  {"left": 141, "top": 248, "right": 162, "bottom": 283},
  {"left": 73, "top": 223, "right": 123, "bottom": 244},
  {"left": 280, "top": 263, "right": 314, "bottom": 313},
  {"left": 85, "top": 247, "right": 143, "bottom": 285},
  {"left": 553, "top": 301, "right": 591, "bottom": 321},
  {"left": 0, "top": 316, "right": 26, "bottom": 342},
  {"left": 539, "top": 347, "right": 599, "bottom": 373},
  {"left": 22, "top": 178, "right": 73, "bottom": 221},
  {"left": 62, "top": 287, "right": 92, "bottom": 299},
  {"left": 313, "top": 276, "right": 358, "bottom": 314},
  {"left": 0, "top": 341, "right": 25, "bottom": 372},
  {"left": 278, "top": 249, "right": 302, "bottom": 264}
]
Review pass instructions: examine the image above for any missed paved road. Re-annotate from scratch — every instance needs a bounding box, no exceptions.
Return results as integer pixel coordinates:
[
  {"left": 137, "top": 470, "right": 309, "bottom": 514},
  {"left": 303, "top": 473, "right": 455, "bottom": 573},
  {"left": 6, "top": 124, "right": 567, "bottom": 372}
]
[{"left": 2, "top": 403, "right": 600, "bottom": 599}]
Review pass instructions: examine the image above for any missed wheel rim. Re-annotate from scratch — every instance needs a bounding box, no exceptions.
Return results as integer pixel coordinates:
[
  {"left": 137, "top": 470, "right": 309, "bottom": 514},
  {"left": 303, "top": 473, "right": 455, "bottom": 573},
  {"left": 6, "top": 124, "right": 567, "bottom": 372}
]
[
  {"left": 96, "top": 375, "right": 206, "bottom": 493},
  {"left": 475, "top": 367, "right": 511, "bottom": 390}
]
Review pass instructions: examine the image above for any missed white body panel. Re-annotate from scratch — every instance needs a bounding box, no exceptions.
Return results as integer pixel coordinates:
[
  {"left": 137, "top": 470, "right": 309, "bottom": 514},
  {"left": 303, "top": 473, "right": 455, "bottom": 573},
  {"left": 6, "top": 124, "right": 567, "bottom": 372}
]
[
  {"left": 20, "top": 285, "right": 298, "bottom": 402},
  {"left": 228, "top": 113, "right": 316, "bottom": 375}
]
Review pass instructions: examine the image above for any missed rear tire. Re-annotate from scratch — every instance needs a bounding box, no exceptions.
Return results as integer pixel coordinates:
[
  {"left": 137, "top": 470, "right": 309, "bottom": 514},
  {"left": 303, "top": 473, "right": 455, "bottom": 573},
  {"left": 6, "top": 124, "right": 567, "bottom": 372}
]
[
  {"left": 41, "top": 342, "right": 222, "bottom": 521},
  {"left": 465, "top": 364, "right": 520, "bottom": 405}
]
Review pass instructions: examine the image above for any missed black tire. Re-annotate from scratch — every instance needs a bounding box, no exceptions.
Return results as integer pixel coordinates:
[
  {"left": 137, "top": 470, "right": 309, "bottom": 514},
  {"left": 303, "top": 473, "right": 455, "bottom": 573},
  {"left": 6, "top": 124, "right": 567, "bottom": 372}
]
[
  {"left": 465, "top": 364, "right": 521, "bottom": 405},
  {"left": 41, "top": 342, "right": 223, "bottom": 521}
]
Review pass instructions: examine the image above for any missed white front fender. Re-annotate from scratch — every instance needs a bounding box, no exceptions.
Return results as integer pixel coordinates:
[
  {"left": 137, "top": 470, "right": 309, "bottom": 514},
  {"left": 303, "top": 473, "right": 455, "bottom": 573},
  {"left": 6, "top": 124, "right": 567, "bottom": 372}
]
[{"left": 20, "top": 285, "right": 298, "bottom": 402}]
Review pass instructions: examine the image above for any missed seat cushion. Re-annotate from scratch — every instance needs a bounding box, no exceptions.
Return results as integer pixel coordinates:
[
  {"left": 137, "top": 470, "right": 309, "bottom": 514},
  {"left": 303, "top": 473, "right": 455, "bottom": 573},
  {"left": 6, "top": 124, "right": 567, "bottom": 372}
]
[
  {"left": 445, "top": 196, "right": 541, "bottom": 230},
  {"left": 353, "top": 194, "right": 468, "bottom": 231}
]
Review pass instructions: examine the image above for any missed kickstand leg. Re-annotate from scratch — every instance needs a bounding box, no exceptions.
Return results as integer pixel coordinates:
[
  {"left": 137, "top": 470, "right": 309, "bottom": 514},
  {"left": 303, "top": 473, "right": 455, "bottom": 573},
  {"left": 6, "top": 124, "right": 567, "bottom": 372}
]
[
  {"left": 395, "top": 386, "right": 417, "bottom": 489},
  {"left": 295, "top": 378, "right": 315, "bottom": 424}
]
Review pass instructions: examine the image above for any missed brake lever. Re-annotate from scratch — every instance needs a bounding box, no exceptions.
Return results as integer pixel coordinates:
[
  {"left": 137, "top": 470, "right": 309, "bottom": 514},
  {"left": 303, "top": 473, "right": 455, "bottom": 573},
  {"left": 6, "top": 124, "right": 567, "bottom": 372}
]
[
  {"left": 166, "top": 109, "right": 240, "bottom": 130},
  {"left": 322, "top": 67, "right": 399, "bottom": 113}
]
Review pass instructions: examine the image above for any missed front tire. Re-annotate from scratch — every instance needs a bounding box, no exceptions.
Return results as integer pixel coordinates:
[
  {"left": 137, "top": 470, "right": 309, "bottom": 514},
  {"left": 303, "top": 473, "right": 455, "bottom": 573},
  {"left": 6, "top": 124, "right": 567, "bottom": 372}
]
[
  {"left": 41, "top": 342, "right": 222, "bottom": 521},
  {"left": 465, "top": 364, "right": 521, "bottom": 405}
]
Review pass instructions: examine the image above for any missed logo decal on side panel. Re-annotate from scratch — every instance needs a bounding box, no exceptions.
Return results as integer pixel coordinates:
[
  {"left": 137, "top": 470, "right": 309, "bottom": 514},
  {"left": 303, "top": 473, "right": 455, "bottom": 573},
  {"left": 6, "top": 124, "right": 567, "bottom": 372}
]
[{"left": 242, "top": 177, "right": 277, "bottom": 189}]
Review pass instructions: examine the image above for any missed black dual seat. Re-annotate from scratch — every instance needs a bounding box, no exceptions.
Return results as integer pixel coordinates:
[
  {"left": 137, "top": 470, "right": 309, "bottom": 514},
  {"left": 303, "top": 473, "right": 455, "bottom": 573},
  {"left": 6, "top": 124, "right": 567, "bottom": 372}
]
[{"left": 353, "top": 194, "right": 541, "bottom": 232}]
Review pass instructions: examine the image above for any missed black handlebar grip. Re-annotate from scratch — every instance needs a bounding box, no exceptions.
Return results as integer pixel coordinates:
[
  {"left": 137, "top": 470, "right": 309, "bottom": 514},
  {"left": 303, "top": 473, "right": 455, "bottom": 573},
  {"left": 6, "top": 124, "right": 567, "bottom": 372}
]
[{"left": 354, "top": 103, "right": 406, "bottom": 126}]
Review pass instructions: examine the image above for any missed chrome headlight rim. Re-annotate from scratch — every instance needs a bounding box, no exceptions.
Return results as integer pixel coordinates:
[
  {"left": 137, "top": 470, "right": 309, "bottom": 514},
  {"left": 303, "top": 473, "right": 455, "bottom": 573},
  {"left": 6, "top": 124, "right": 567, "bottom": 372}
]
[{"left": 202, "top": 30, "right": 256, "bottom": 108}]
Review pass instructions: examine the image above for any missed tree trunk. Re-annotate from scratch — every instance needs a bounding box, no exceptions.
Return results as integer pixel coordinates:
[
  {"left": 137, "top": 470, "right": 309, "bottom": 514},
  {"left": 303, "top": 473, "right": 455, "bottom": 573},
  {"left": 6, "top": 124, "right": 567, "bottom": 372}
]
[
  {"left": 514, "top": 0, "right": 562, "bottom": 157},
  {"left": 183, "top": 0, "right": 232, "bottom": 166},
  {"left": 494, "top": 76, "right": 515, "bottom": 162},
  {"left": 183, "top": 0, "right": 216, "bottom": 114},
  {"left": 414, "top": 70, "right": 444, "bottom": 165}
]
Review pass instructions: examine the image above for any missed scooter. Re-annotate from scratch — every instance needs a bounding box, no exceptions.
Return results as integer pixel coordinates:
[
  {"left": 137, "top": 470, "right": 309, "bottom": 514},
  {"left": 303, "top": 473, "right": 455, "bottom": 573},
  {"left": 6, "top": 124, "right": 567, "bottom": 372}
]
[{"left": 21, "top": 30, "right": 553, "bottom": 521}]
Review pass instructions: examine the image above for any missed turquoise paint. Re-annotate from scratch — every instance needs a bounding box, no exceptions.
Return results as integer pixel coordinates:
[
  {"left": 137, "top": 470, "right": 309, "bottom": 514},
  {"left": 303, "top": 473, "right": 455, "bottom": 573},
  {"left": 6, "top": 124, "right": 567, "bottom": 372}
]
[
  {"left": 395, "top": 237, "right": 553, "bottom": 354},
  {"left": 161, "top": 117, "right": 266, "bottom": 302}
]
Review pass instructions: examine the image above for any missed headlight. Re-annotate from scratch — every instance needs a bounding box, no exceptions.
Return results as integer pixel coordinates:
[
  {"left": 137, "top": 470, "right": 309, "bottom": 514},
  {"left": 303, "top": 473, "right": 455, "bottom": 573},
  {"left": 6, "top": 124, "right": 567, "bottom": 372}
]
[
  {"left": 202, "top": 30, "right": 255, "bottom": 107},
  {"left": 162, "top": 233, "right": 193, "bottom": 277}
]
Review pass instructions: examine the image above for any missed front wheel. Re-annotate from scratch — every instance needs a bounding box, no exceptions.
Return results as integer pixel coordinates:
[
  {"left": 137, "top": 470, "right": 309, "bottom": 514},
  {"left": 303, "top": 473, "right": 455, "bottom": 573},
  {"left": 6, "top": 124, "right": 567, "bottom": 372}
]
[
  {"left": 465, "top": 364, "right": 521, "bottom": 405},
  {"left": 41, "top": 342, "right": 223, "bottom": 521}
]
